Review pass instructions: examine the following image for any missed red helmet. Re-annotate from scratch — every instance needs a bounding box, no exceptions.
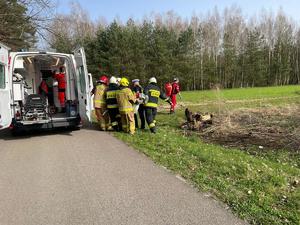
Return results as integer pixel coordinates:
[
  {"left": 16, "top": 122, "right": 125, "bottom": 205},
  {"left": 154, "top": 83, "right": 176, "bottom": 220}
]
[{"left": 99, "top": 75, "right": 108, "bottom": 85}]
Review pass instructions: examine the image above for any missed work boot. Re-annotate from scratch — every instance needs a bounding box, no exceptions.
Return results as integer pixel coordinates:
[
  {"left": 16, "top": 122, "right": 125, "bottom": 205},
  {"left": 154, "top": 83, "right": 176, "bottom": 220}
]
[
  {"left": 112, "top": 125, "right": 119, "bottom": 131},
  {"left": 150, "top": 127, "right": 157, "bottom": 134},
  {"left": 107, "top": 126, "right": 114, "bottom": 131},
  {"left": 99, "top": 123, "right": 106, "bottom": 131}
]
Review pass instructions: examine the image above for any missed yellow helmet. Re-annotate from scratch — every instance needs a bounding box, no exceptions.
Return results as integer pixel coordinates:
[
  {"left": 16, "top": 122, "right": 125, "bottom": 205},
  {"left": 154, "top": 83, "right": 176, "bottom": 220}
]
[{"left": 120, "top": 77, "right": 129, "bottom": 87}]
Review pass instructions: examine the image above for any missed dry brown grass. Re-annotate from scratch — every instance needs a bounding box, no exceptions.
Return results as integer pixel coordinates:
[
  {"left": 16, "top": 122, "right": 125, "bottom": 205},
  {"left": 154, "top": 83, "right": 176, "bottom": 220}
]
[{"left": 201, "top": 104, "right": 300, "bottom": 152}]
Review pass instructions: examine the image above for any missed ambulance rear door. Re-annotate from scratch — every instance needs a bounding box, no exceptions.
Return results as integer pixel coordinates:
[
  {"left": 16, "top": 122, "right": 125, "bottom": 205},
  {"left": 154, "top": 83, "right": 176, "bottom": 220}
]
[
  {"left": 73, "top": 47, "right": 92, "bottom": 122},
  {"left": 0, "top": 43, "right": 12, "bottom": 130},
  {"left": 88, "top": 73, "right": 94, "bottom": 111}
]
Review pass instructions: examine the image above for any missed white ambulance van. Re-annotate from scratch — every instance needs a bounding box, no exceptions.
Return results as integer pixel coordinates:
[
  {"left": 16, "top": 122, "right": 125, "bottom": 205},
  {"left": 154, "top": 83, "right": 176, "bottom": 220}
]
[{"left": 0, "top": 42, "right": 92, "bottom": 134}]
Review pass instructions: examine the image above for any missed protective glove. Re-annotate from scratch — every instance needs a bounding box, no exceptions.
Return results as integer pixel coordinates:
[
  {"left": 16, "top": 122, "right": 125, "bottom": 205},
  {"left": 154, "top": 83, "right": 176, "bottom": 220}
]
[{"left": 137, "top": 99, "right": 144, "bottom": 104}]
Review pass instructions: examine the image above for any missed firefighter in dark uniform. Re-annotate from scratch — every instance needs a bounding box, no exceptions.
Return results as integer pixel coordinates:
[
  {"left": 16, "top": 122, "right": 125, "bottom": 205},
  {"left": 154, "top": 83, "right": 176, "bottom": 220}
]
[
  {"left": 131, "top": 79, "right": 145, "bottom": 129},
  {"left": 105, "top": 76, "right": 121, "bottom": 131},
  {"left": 144, "top": 77, "right": 172, "bottom": 133}
]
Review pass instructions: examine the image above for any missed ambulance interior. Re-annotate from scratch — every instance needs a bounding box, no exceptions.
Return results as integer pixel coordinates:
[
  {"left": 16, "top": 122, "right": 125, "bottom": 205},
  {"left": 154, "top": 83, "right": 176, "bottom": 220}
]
[{"left": 12, "top": 54, "right": 79, "bottom": 122}]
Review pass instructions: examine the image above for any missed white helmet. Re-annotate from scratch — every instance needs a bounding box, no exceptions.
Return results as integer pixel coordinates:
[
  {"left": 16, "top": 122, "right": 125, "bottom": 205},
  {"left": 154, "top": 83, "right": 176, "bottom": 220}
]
[
  {"left": 149, "top": 77, "right": 157, "bottom": 84},
  {"left": 110, "top": 76, "right": 117, "bottom": 84},
  {"left": 116, "top": 77, "right": 121, "bottom": 83}
]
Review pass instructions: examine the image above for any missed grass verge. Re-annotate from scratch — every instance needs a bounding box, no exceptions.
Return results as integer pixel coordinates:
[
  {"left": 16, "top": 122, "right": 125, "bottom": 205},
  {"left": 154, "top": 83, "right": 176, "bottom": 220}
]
[
  {"left": 114, "top": 116, "right": 299, "bottom": 225},
  {"left": 113, "top": 86, "right": 300, "bottom": 225}
]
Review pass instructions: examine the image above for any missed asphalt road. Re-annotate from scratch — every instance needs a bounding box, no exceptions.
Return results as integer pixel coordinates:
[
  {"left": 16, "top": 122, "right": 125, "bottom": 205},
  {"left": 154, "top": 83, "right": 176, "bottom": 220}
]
[{"left": 0, "top": 128, "right": 247, "bottom": 225}]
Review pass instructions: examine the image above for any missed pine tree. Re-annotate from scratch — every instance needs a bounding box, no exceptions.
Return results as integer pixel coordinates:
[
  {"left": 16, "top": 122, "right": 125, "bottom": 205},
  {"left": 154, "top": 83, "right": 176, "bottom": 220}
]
[{"left": 0, "top": 0, "right": 36, "bottom": 50}]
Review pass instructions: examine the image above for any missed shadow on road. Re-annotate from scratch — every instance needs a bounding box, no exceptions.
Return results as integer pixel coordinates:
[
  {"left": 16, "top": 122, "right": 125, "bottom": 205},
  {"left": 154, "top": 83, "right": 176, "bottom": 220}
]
[
  {"left": 0, "top": 128, "right": 74, "bottom": 141},
  {"left": 0, "top": 129, "right": 72, "bottom": 141},
  {"left": 82, "top": 122, "right": 100, "bottom": 131},
  {"left": 0, "top": 123, "right": 111, "bottom": 141},
  {"left": 0, "top": 122, "right": 101, "bottom": 141}
]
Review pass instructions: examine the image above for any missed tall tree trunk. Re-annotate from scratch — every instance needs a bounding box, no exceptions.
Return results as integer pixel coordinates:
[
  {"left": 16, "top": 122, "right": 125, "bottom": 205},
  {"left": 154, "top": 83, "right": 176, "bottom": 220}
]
[
  {"left": 200, "top": 55, "right": 204, "bottom": 90},
  {"left": 268, "top": 49, "right": 271, "bottom": 85},
  {"left": 297, "top": 47, "right": 300, "bottom": 84}
]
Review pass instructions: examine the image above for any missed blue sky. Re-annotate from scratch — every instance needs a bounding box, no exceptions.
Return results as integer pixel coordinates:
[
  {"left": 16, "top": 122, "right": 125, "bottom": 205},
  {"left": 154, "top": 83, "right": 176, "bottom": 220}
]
[{"left": 53, "top": 0, "right": 300, "bottom": 22}]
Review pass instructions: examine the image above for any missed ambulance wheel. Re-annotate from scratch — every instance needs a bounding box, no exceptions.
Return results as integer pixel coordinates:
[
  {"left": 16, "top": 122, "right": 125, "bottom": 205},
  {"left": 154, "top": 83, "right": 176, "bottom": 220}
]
[
  {"left": 69, "top": 126, "right": 81, "bottom": 131},
  {"left": 11, "top": 128, "right": 22, "bottom": 136}
]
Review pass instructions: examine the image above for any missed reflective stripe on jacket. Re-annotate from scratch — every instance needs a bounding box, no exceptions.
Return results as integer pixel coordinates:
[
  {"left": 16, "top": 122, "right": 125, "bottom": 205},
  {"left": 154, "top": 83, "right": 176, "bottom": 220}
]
[
  {"left": 144, "top": 83, "right": 168, "bottom": 108},
  {"left": 94, "top": 84, "right": 107, "bottom": 108},
  {"left": 116, "top": 87, "right": 135, "bottom": 113},
  {"left": 105, "top": 84, "right": 119, "bottom": 109}
]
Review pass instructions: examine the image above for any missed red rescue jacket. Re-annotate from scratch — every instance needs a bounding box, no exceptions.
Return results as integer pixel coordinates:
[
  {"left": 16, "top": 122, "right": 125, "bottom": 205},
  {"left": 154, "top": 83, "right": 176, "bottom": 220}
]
[
  {"left": 165, "top": 82, "right": 172, "bottom": 97},
  {"left": 171, "top": 82, "right": 180, "bottom": 95},
  {"left": 54, "top": 73, "right": 66, "bottom": 90},
  {"left": 39, "top": 80, "right": 49, "bottom": 94}
]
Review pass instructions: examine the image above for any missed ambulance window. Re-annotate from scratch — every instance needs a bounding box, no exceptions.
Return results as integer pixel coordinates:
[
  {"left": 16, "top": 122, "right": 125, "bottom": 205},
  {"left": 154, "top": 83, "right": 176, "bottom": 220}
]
[
  {"left": 0, "top": 63, "right": 5, "bottom": 89},
  {"left": 78, "top": 66, "right": 86, "bottom": 94}
]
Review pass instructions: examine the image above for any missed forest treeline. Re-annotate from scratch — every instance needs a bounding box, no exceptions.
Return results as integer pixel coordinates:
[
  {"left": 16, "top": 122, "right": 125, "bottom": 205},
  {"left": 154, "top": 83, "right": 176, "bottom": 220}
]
[
  {"left": 49, "top": 4, "right": 300, "bottom": 90},
  {"left": 1, "top": 1, "right": 300, "bottom": 90},
  {"left": 0, "top": 0, "right": 53, "bottom": 50}
]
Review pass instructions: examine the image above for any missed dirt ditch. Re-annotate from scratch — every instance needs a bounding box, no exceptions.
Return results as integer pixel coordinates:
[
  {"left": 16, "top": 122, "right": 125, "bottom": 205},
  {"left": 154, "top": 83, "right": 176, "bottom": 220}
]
[{"left": 183, "top": 105, "right": 300, "bottom": 152}]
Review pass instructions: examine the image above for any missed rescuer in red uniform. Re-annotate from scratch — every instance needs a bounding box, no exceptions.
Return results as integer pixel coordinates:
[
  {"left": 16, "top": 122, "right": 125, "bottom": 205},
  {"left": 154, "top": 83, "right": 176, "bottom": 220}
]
[
  {"left": 170, "top": 78, "right": 181, "bottom": 113},
  {"left": 53, "top": 67, "right": 66, "bottom": 109},
  {"left": 164, "top": 82, "right": 172, "bottom": 98}
]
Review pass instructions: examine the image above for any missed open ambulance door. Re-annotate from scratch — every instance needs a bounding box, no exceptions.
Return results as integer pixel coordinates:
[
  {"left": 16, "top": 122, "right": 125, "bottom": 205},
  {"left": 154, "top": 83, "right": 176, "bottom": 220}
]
[
  {"left": 88, "top": 73, "right": 94, "bottom": 111},
  {"left": 73, "top": 47, "right": 92, "bottom": 122},
  {"left": 0, "top": 43, "right": 12, "bottom": 130}
]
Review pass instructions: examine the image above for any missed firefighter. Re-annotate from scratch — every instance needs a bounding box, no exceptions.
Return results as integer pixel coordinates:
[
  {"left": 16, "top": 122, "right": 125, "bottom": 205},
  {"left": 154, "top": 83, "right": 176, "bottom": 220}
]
[
  {"left": 170, "top": 77, "right": 181, "bottom": 113},
  {"left": 144, "top": 77, "right": 172, "bottom": 133},
  {"left": 93, "top": 75, "right": 109, "bottom": 131},
  {"left": 131, "top": 79, "right": 145, "bottom": 129},
  {"left": 53, "top": 67, "right": 66, "bottom": 111},
  {"left": 116, "top": 77, "right": 136, "bottom": 135},
  {"left": 105, "top": 76, "right": 121, "bottom": 131}
]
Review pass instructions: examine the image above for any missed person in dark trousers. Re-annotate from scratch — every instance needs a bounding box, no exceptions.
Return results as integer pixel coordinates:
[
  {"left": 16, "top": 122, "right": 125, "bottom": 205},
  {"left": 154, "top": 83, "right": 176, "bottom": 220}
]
[
  {"left": 144, "top": 77, "right": 172, "bottom": 133},
  {"left": 105, "top": 76, "right": 121, "bottom": 131},
  {"left": 131, "top": 79, "right": 145, "bottom": 129}
]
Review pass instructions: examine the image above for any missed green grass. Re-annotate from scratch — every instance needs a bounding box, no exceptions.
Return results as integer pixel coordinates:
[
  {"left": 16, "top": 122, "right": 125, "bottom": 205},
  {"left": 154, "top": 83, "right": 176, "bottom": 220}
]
[
  {"left": 113, "top": 85, "right": 300, "bottom": 225},
  {"left": 181, "top": 85, "right": 300, "bottom": 103}
]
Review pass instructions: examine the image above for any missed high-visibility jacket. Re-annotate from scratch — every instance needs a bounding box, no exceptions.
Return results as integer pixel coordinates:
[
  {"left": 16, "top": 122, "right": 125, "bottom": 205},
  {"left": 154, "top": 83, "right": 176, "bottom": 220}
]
[
  {"left": 105, "top": 83, "right": 119, "bottom": 109},
  {"left": 144, "top": 83, "right": 168, "bottom": 108},
  {"left": 94, "top": 84, "right": 107, "bottom": 108},
  {"left": 116, "top": 87, "right": 135, "bottom": 113}
]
